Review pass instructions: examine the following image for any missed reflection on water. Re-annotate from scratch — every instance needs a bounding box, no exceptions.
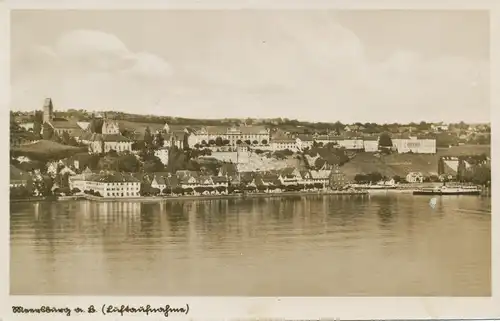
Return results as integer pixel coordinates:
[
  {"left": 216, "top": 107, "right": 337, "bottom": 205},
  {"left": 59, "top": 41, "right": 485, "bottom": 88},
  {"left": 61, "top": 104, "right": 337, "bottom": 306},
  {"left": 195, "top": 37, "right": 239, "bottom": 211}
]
[{"left": 10, "top": 194, "right": 491, "bottom": 296}]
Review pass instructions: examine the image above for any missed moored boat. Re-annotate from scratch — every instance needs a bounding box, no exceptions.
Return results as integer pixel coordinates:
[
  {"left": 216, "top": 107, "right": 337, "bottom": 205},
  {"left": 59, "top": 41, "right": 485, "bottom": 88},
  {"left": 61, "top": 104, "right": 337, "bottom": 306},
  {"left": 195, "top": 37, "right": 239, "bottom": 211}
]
[{"left": 413, "top": 184, "right": 481, "bottom": 196}]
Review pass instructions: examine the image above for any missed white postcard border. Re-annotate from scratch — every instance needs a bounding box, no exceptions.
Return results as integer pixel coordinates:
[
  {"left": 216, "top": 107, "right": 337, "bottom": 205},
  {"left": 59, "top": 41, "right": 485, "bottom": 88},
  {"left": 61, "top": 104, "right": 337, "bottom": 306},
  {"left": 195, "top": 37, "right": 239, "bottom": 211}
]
[{"left": 1, "top": 0, "right": 498, "bottom": 320}]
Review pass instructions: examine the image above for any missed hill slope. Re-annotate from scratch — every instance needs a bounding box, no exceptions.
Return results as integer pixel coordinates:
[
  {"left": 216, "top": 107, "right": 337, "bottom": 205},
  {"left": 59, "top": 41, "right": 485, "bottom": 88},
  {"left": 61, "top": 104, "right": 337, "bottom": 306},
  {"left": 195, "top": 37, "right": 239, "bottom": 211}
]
[
  {"left": 340, "top": 145, "right": 490, "bottom": 181},
  {"left": 11, "top": 140, "right": 86, "bottom": 161}
]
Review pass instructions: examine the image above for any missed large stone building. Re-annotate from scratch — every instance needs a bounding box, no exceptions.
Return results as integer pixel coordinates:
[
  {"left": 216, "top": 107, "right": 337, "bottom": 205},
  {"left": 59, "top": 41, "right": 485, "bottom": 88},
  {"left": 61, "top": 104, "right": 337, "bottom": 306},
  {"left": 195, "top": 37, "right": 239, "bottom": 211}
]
[
  {"left": 70, "top": 171, "right": 141, "bottom": 198},
  {"left": 392, "top": 135, "right": 436, "bottom": 154},
  {"left": 42, "top": 98, "right": 81, "bottom": 136},
  {"left": 187, "top": 125, "right": 270, "bottom": 148},
  {"left": 88, "top": 118, "right": 133, "bottom": 154}
]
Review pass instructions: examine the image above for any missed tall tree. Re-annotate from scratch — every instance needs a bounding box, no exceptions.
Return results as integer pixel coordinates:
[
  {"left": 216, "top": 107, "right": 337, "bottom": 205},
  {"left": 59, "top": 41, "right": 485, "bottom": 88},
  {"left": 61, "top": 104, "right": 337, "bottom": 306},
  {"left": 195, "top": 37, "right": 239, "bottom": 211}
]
[
  {"left": 62, "top": 131, "right": 71, "bottom": 145},
  {"left": 90, "top": 118, "right": 104, "bottom": 134},
  {"left": 117, "top": 154, "right": 141, "bottom": 172},
  {"left": 144, "top": 127, "right": 154, "bottom": 152},
  {"left": 42, "top": 122, "right": 54, "bottom": 140},
  {"left": 378, "top": 132, "right": 393, "bottom": 149},
  {"left": 52, "top": 132, "right": 62, "bottom": 143}
]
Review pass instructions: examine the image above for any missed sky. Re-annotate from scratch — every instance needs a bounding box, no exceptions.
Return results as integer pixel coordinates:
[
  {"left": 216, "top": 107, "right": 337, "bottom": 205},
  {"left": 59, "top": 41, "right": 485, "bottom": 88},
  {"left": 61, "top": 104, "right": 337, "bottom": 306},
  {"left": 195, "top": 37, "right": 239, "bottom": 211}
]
[{"left": 10, "top": 10, "right": 490, "bottom": 123}]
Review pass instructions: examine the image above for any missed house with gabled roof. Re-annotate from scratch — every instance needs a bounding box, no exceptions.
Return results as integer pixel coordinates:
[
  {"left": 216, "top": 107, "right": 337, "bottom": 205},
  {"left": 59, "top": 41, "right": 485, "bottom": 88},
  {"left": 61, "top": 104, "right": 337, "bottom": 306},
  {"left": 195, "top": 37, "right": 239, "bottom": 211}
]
[
  {"left": 88, "top": 118, "right": 133, "bottom": 154},
  {"left": 310, "top": 169, "right": 331, "bottom": 187},
  {"left": 151, "top": 174, "right": 167, "bottom": 192},
  {"left": 278, "top": 167, "right": 303, "bottom": 185},
  {"left": 211, "top": 175, "right": 229, "bottom": 187}
]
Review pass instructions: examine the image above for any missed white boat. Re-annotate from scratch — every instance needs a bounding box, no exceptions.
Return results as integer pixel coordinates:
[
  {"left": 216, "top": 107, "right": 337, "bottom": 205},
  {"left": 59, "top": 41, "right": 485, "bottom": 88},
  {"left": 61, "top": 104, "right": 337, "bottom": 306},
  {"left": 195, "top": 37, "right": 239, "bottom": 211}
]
[{"left": 413, "top": 184, "right": 481, "bottom": 196}]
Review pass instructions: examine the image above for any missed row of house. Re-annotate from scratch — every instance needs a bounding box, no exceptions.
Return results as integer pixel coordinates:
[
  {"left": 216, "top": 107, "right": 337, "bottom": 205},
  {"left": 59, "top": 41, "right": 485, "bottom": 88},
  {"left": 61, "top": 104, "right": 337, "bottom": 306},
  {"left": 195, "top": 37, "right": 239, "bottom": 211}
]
[
  {"left": 66, "top": 165, "right": 346, "bottom": 198},
  {"left": 270, "top": 134, "right": 437, "bottom": 154}
]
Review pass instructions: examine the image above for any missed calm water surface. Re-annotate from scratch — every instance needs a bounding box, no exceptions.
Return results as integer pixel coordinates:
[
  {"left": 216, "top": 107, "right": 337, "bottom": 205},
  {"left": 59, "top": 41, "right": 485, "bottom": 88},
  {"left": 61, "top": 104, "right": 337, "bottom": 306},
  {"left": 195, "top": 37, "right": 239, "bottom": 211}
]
[{"left": 10, "top": 194, "right": 491, "bottom": 296}]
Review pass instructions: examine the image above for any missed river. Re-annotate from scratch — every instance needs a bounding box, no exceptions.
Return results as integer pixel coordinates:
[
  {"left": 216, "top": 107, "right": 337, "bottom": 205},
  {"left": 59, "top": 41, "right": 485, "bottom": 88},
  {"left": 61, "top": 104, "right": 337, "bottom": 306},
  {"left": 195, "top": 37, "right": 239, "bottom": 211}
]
[{"left": 10, "top": 194, "right": 491, "bottom": 296}]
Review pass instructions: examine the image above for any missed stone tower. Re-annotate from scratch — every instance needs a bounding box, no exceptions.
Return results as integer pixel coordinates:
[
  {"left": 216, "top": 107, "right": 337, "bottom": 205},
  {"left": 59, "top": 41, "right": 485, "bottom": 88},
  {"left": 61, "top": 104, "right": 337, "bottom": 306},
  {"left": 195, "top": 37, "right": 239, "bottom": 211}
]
[{"left": 43, "top": 98, "right": 54, "bottom": 124}]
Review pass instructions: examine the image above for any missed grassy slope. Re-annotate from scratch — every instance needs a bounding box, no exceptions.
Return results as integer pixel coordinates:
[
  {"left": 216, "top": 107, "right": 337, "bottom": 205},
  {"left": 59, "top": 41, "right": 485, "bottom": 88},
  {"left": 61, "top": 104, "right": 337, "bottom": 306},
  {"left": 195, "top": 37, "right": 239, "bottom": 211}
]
[
  {"left": 11, "top": 140, "right": 86, "bottom": 160},
  {"left": 339, "top": 145, "right": 490, "bottom": 180}
]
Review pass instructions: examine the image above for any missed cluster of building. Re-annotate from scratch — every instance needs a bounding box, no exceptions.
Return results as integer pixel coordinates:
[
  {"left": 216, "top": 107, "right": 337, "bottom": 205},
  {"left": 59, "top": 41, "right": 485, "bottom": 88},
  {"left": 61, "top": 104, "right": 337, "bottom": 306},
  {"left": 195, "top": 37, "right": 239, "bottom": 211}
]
[
  {"left": 25, "top": 98, "right": 438, "bottom": 157},
  {"left": 271, "top": 133, "right": 436, "bottom": 154},
  {"left": 65, "top": 164, "right": 346, "bottom": 199}
]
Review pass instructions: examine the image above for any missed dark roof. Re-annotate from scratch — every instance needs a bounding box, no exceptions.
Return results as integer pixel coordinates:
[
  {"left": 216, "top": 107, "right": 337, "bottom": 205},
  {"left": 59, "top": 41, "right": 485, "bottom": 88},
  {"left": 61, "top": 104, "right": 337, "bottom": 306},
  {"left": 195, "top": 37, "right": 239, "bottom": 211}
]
[
  {"left": 299, "top": 170, "right": 311, "bottom": 179},
  {"left": 257, "top": 173, "right": 280, "bottom": 185},
  {"left": 176, "top": 170, "right": 199, "bottom": 181},
  {"left": 296, "top": 135, "right": 314, "bottom": 141},
  {"left": 50, "top": 119, "right": 81, "bottom": 129},
  {"left": 240, "top": 172, "right": 255, "bottom": 183},
  {"left": 280, "top": 167, "right": 296, "bottom": 176},
  {"left": 89, "top": 133, "right": 133, "bottom": 142},
  {"left": 79, "top": 131, "right": 93, "bottom": 140},
  {"left": 211, "top": 176, "right": 228, "bottom": 183},
  {"left": 88, "top": 172, "right": 140, "bottom": 183},
  {"left": 154, "top": 176, "right": 166, "bottom": 185},
  {"left": 132, "top": 172, "right": 153, "bottom": 183},
  {"left": 272, "top": 137, "right": 295, "bottom": 143},
  {"left": 164, "top": 176, "right": 178, "bottom": 187},
  {"left": 239, "top": 125, "right": 269, "bottom": 134}
]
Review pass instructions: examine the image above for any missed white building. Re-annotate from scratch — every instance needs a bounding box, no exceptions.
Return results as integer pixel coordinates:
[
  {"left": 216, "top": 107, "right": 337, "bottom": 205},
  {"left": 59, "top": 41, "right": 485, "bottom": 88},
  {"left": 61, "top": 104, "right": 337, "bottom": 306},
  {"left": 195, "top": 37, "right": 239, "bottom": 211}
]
[
  {"left": 313, "top": 134, "right": 364, "bottom": 150},
  {"left": 337, "top": 138, "right": 364, "bottom": 150},
  {"left": 19, "top": 122, "right": 34, "bottom": 131},
  {"left": 77, "top": 121, "right": 91, "bottom": 131},
  {"left": 431, "top": 123, "right": 449, "bottom": 132},
  {"left": 154, "top": 147, "right": 169, "bottom": 165},
  {"left": 81, "top": 171, "right": 141, "bottom": 198},
  {"left": 392, "top": 136, "right": 436, "bottom": 154},
  {"left": 406, "top": 172, "right": 424, "bottom": 183},
  {"left": 363, "top": 137, "right": 379, "bottom": 152},
  {"left": 68, "top": 168, "right": 94, "bottom": 192},
  {"left": 295, "top": 136, "right": 314, "bottom": 150},
  {"left": 277, "top": 167, "right": 303, "bottom": 185},
  {"left": 314, "top": 134, "right": 338, "bottom": 146},
  {"left": 163, "top": 132, "right": 185, "bottom": 149},
  {"left": 151, "top": 175, "right": 167, "bottom": 192},
  {"left": 88, "top": 119, "right": 133, "bottom": 154},
  {"left": 187, "top": 125, "right": 270, "bottom": 148},
  {"left": 271, "top": 138, "right": 298, "bottom": 151}
]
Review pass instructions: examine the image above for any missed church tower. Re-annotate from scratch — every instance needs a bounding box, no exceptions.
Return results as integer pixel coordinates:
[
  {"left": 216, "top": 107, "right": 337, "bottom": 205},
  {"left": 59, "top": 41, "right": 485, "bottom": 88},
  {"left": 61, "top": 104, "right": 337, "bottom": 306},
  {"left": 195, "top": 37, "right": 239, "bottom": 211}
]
[{"left": 43, "top": 98, "right": 54, "bottom": 124}]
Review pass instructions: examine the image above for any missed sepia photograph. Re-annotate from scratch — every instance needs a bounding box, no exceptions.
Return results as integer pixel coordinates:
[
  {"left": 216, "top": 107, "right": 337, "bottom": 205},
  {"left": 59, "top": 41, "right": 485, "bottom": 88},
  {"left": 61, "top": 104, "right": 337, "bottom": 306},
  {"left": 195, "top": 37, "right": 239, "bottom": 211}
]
[{"left": 9, "top": 9, "right": 491, "bottom": 297}]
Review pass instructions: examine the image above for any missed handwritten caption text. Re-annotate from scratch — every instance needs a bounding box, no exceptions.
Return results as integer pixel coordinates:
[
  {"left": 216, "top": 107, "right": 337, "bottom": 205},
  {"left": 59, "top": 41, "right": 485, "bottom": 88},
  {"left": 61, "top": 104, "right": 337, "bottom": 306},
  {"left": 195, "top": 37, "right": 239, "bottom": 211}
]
[{"left": 12, "top": 304, "right": 189, "bottom": 318}]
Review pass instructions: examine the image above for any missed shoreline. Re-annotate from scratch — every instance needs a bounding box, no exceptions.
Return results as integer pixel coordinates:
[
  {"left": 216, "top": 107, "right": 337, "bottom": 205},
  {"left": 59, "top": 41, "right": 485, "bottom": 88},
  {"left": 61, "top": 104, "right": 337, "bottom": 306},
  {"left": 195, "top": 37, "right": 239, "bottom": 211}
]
[
  {"left": 81, "top": 190, "right": 370, "bottom": 203},
  {"left": 10, "top": 187, "right": 490, "bottom": 204}
]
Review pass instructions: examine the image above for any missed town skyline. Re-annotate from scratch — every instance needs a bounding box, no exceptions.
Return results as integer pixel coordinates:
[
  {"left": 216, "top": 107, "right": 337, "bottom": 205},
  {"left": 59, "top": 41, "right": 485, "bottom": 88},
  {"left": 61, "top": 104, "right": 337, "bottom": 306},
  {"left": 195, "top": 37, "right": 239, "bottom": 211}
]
[
  {"left": 10, "top": 106, "right": 490, "bottom": 126},
  {"left": 11, "top": 10, "right": 490, "bottom": 123}
]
